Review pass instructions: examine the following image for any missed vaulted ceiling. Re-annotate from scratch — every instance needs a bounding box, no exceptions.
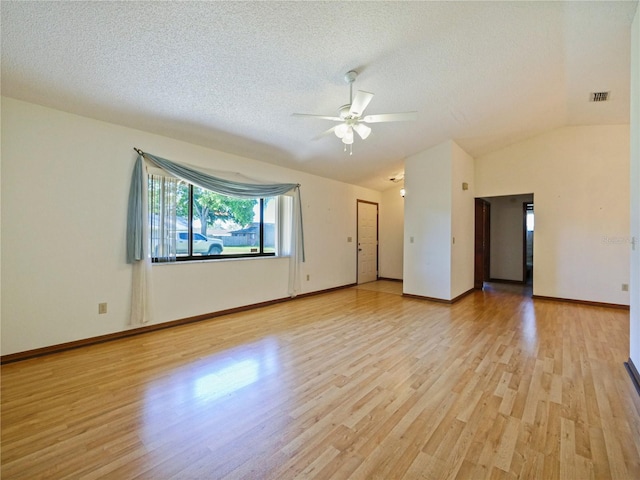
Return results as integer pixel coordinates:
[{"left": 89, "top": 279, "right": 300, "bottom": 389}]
[{"left": 2, "top": 1, "right": 637, "bottom": 190}]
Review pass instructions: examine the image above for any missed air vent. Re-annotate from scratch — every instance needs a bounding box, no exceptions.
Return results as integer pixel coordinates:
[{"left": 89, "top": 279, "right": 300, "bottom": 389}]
[{"left": 590, "top": 91, "right": 610, "bottom": 102}]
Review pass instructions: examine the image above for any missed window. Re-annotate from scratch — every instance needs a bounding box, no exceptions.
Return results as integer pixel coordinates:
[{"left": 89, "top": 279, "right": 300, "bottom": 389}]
[
  {"left": 525, "top": 203, "right": 534, "bottom": 232},
  {"left": 149, "top": 175, "right": 279, "bottom": 261}
]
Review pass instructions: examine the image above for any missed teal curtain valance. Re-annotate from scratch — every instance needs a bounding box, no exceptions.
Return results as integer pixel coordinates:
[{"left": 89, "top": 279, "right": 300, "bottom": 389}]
[{"left": 142, "top": 151, "right": 300, "bottom": 199}]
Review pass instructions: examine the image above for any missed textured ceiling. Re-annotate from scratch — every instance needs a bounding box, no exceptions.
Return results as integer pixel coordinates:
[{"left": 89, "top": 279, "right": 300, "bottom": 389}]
[{"left": 2, "top": 1, "right": 638, "bottom": 191}]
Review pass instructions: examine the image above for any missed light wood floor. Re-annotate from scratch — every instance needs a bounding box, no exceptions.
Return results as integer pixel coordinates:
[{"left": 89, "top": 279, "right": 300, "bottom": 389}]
[{"left": 2, "top": 281, "right": 639, "bottom": 479}]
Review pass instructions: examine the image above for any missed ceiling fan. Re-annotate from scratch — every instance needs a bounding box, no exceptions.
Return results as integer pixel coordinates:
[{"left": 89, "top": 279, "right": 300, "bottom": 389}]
[{"left": 293, "top": 71, "right": 418, "bottom": 155}]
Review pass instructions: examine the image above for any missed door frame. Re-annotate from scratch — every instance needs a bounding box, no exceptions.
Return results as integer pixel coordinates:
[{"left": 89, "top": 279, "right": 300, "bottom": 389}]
[{"left": 356, "top": 200, "right": 379, "bottom": 284}]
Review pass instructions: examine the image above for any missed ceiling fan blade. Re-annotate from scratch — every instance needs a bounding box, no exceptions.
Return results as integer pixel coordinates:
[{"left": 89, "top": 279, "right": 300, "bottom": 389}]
[
  {"left": 312, "top": 126, "right": 338, "bottom": 140},
  {"left": 349, "top": 91, "right": 374, "bottom": 117},
  {"left": 292, "top": 113, "right": 343, "bottom": 121},
  {"left": 362, "top": 112, "right": 418, "bottom": 123}
]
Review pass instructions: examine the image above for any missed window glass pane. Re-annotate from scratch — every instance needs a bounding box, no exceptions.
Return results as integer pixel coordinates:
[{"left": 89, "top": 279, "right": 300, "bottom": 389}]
[
  {"left": 148, "top": 176, "right": 160, "bottom": 255},
  {"left": 174, "top": 182, "right": 190, "bottom": 257},
  {"left": 149, "top": 178, "right": 279, "bottom": 260},
  {"left": 191, "top": 186, "right": 258, "bottom": 255},
  {"left": 526, "top": 211, "right": 534, "bottom": 232},
  {"left": 149, "top": 175, "right": 179, "bottom": 261}
]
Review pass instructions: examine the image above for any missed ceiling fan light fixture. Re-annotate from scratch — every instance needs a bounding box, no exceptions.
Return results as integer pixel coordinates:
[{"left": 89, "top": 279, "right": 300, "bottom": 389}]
[
  {"left": 342, "top": 128, "right": 354, "bottom": 144},
  {"left": 353, "top": 123, "right": 371, "bottom": 140},
  {"left": 335, "top": 123, "right": 349, "bottom": 139}
]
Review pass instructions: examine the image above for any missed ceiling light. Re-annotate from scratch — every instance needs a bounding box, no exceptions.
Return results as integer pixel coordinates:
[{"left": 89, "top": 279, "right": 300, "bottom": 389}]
[
  {"left": 334, "top": 123, "right": 349, "bottom": 139},
  {"left": 352, "top": 123, "right": 371, "bottom": 140},
  {"left": 342, "top": 128, "right": 354, "bottom": 145}
]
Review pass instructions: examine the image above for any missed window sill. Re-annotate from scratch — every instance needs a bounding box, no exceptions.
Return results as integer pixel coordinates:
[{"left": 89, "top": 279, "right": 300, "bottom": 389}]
[{"left": 151, "top": 255, "right": 289, "bottom": 266}]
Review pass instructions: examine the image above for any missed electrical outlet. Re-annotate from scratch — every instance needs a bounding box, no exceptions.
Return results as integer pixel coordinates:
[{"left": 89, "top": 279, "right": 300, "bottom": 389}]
[
  {"left": 622, "top": 284, "right": 629, "bottom": 292},
  {"left": 98, "top": 302, "right": 107, "bottom": 314},
  {"left": 347, "top": 237, "right": 352, "bottom": 243},
  {"left": 306, "top": 274, "right": 310, "bottom": 281}
]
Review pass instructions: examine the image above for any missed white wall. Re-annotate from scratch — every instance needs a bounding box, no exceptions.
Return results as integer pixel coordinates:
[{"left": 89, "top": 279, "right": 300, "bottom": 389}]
[
  {"left": 450, "top": 142, "right": 475, "bottom": 298},
  {"left": 630, "top": 5, "right": 640, "bottom": 366},
  {"left": 475, "top": 125, "right": 630, "bottom": 305},
  {"left": 488, "top": 194, "right": 534, "bottom": 282},
  {"left": 379, "top": 184, "right": 404, "bottom": 280},
  {"left": 404, "top": 141, "right": 452, "bottom": 299},
  {"left": 1, "top": 97, "right": 380, "bottom": 355},
  {"left": 404, "top": 140, "right": 474, "bottom": 300}
]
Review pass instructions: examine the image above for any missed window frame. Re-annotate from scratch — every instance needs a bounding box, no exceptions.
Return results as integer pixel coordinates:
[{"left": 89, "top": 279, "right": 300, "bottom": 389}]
[{"left": 150, "top": 180, "right": 277, "bottom": 263}]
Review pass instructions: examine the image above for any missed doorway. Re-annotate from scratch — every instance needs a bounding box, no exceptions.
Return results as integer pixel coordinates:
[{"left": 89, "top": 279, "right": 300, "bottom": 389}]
[
  {"left": 357, "top": 200, "right": 378, "bottom": 284},
  {"left": 474, "top": 198, "right": 491, "bottom": 289},
  {"left": 523, "top": 202, "right": 534, "bottom": 284},
  {"left": 475, "top": 194, "right": 534, "bottom": 291}
]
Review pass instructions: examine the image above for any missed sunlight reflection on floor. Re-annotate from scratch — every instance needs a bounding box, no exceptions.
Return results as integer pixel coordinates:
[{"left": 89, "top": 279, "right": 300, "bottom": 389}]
[{"left": 141, "top": 336, "right": 283, "bottom": 442}]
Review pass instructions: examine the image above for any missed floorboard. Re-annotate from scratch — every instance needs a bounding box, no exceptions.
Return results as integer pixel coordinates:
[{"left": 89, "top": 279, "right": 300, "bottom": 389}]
[{"left": 2, "top": 281, "right": 639, "bottom": 479}]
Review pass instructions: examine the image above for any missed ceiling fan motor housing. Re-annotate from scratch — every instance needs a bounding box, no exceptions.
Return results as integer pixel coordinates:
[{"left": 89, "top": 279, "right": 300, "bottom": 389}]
[{"left": 339, "top": 104, "right": 352, "bottom": 119}]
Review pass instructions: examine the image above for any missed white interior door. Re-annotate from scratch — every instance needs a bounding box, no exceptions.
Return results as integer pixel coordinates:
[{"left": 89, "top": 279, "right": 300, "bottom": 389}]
[{"left": 357, "top": 201, "right": 378, "bottom": 284}]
